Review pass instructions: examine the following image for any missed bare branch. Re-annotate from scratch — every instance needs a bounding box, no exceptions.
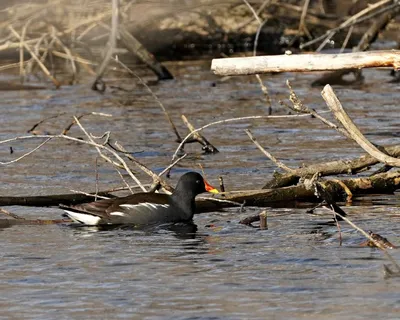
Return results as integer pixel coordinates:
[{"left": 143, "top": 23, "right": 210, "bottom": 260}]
[
  {"left": 171, "top": 114, "right": 315, "bottom": 161},
  {"left": 0, "top": 138, "right": 52, "bottom": 165},
  {"left": 321, "top": 85, "right": 400, "bottom": 167},
  {"left": 245, "top": 129, "right": 294, "bottom": 173}
]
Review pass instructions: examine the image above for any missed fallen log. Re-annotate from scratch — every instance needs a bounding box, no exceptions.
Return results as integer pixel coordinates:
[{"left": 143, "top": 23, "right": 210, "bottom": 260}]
[
  {"left": 205, "top": 170, "right": 400, "bottom": 209},
  {"left": 1, "top": 171, "right": 398, "bottom": 214},
  {"left": 211, "top": 50, "right": 400, "bottom": 76},
  {"left": 0, "top": 192, "right": 114, "bottom": 207}
]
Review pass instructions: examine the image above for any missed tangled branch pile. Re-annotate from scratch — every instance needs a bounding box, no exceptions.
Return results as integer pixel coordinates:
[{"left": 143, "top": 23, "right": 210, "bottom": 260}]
[{"left": 0, "top": 0, "right": 399, "bottom": 85}]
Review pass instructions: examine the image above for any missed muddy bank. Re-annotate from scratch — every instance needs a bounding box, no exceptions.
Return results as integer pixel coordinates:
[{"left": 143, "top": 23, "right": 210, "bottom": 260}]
[
  {"left": 1, "top": 0, "right": 399, "bottom": 65},
  {"left": 133, "top": 1, "right": 400, "bottom": 59}
]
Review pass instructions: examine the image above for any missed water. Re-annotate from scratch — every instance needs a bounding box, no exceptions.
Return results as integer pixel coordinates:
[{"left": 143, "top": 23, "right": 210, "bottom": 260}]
[{"left": 0, "top": 61, "right": 399, "bottom": 319}]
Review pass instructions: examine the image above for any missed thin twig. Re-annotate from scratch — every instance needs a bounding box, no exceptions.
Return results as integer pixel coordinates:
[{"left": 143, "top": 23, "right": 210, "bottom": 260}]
[
  {"left": 69, "top": 190, "right": 110, "bottom": 200},
  {"left": 298, "top": 0, "right": 311, "bottom": 38},
  {"left": 242, "top": 0, "right": 262, "bottom": 24},
  {"left": 112, "top": 57, "right": 183, "bottom": 143},
  {"left": 333, "top": 213, "right": 343, "bottom": 246},
  {"left": 340, "top": 25, "right": 354, "bottom": 53},
  {"left": 28, "top": 112, "right": 67, "bottom": 134},
  {"left": 0, "top": 138, "right": 52, "bottom": 165},
  {"left": 181, "top": 115, "right": 219, "bottom": 153},
  {"left": 73, "top": 116, "right": 147, "bottom": 192},
  {"left": 171, "top": 114, "right": 313, "bottom": 161},
  {"left": 95, "top": 157, "right": 100, "bottom": 201},
  {"left": 158, "top": 153, "right": 187, "bottom": 177},
  {"left": 284, "top": 80, "right": 352, "bottom": 139},
  {"left": 8, "top": 26, "right": 61, "bottom": 87},
  {"left": 301, "top": 0, "right": 396, "bottom": 49},
  {"left": 0, "top": 207, "right": 25, "bottom": 220},
  {"left": 323, "top": 205, "right": 400, "bottom": 271},
  {"left": 245, "top": 129, "right": 294, "bottom": 173},
  {"left": 243, "top": 0, "right": 272, "bottom": 108},
  {"left": 115, "top": 167, "right": 134, "bottom": 194},
  {"left": 113, "top": 141, "right": 173, "bottom": 193},
  {"left": 91, "top": 0, "right": 119, "bottom": 90}
]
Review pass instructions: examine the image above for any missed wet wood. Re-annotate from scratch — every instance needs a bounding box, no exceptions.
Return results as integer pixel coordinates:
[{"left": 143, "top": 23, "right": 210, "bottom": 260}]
[
  {"left": 198, "top": 170, "right": 400, "bottom": 211},
  {"left": 239, "top": 214, "right": 260, "bottom": 226},
  {"left": 360, "top": 231, "right": 396, "bottom": 249},
  {"left": 0, "top": 81, "right": 47, "bottom": 90},
  {"left": 0, "top": 219, "right": 70, "bottom": 229},
  {"left": 263, "top": 145, "right": 400, "bottom": 189},
  {"left": 259, "top": 210, "right": 267, "bottom": 230},
  {"left": 1, "top": 171, "right": 399, "bottom": 213},
  {"left": 0, "top": 192, "right": 114, "bottom": 207},
  {"left": 181, "top": 115, "right": 219, "bottom": 154},
  {"left": 211, "top": 50, "right": 400, "bottom": 76}
]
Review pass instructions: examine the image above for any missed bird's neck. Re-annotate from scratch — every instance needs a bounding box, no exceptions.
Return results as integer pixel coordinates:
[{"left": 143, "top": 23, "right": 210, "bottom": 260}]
[{"left": 171, "top": 191, "right": 196, "bottom": 220}]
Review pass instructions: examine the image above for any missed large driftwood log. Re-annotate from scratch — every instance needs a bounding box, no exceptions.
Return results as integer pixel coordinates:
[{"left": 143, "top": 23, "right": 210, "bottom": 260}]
[
  {"left": 1, "top": 172, "right": 399, "bottom": 216},
  {"left": 0, "top": 192, "right": 114, "bottom": 207},
  {"left": 211, "top": 50, "right": 400, "bottom": 76}
]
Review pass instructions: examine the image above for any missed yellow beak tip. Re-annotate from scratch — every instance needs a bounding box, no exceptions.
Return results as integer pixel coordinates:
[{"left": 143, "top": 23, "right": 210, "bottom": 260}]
[{"left": 208, "top": 188, "right": 219, "bottom": 194}]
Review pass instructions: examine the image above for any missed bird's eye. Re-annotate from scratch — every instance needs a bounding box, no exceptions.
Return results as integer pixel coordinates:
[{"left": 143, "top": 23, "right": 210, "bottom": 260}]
[{"left": 196, "top": 180, "right": 200, "bottom": 184}]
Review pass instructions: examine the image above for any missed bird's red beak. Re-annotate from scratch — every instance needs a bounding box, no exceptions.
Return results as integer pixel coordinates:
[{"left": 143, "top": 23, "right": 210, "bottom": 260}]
[{"left": 204, "top": 180, "right": 219, "bottom": 194}]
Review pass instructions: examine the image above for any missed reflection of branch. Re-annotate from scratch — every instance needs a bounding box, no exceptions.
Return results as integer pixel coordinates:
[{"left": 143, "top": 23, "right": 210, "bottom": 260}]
[
  {"left": 321, "top": 85, "right": 400, "bottom": 167},
  {"left": 28, "top": 113, "right": 67, "bottom": 134},
  {"left": 181, "top": 115, "right": 218, "bottom": 153},
  {"left": 315, "top": 181, "right": 400, "bottom": 272}
]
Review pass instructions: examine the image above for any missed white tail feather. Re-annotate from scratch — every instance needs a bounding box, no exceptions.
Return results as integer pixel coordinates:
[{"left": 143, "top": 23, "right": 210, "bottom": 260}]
[{"left": 64, "top": 210, "right": 101, "bottom": 225}]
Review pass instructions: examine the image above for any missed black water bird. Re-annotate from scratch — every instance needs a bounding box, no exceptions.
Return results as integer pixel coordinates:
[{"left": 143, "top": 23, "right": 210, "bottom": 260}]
[{"left": 61, "top": 172, "right": 218, "bottom": 226}]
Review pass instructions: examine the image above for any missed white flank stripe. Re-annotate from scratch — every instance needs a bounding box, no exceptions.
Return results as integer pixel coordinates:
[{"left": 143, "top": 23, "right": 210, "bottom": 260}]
[
  {"left": 109, "top": 211, "right": 126, "bottom": 216},
  {"left": 64, "top": 210, "right": 101, "bottom": 225},
  {"left": 119, "top": 203, "right": 169, "bottom": 210}
]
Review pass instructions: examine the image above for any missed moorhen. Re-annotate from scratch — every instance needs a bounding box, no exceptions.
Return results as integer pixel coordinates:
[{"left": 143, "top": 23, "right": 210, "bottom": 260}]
[{"left": 60, "top": 172, "right": 218, "bottom": 226}]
